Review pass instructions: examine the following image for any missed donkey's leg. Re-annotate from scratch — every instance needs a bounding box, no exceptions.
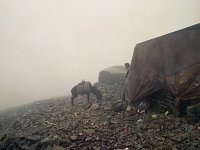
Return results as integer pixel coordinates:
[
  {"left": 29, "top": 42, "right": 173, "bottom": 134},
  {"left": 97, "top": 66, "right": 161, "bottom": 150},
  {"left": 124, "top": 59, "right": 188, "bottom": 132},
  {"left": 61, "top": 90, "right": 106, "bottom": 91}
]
[
  {"left": 71, "top": 97, "right": 75, "bottom": 106},
  {"left": 87, "top": 93, "right": 91, "bottom": 103}
]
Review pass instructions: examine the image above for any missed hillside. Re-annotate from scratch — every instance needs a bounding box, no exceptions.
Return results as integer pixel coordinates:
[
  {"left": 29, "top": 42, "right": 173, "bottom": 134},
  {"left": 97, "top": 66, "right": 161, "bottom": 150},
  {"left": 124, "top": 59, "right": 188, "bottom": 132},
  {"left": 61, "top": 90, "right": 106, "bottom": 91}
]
[{"left": 0, "top": 82, "right": 200, "bottom": 150}]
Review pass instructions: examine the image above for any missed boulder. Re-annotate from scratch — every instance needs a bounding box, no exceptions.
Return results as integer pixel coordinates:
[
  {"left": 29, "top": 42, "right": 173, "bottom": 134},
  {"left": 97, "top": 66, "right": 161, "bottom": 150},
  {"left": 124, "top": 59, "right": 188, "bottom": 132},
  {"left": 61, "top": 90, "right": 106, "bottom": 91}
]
[{"left": 98, "top": 65, "right": 127, "bottom": 85}]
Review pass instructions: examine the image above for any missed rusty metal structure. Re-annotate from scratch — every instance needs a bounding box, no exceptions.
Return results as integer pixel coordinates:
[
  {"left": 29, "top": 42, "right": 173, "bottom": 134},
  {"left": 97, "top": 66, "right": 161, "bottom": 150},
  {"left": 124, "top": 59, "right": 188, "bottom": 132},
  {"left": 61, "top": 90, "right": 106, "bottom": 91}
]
[{"left": 126, "top": 24, "right": 200, "bottom": 115}]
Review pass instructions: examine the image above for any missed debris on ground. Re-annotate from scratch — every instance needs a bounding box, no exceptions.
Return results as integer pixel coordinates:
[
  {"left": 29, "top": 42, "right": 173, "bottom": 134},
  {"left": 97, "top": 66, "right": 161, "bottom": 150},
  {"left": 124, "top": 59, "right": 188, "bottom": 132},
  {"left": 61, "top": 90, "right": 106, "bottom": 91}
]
[{"left": 0, "top": 83, "right": 200, "bottom": 150}]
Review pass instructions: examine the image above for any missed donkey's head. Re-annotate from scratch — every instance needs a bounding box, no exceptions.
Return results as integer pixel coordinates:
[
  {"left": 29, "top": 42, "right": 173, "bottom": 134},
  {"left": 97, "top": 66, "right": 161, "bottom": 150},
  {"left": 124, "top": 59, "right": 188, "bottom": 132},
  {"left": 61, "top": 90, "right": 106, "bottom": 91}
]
[{"left": 91, "top": 86, "right": 102, "bottom": 100}]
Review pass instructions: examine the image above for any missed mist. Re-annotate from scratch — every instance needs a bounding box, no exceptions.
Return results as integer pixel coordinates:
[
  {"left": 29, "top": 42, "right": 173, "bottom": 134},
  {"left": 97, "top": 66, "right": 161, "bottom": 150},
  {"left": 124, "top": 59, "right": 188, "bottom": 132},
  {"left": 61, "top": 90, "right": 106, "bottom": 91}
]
[{"left": 0, "top": 0, "right": 200, "bottom": 110}]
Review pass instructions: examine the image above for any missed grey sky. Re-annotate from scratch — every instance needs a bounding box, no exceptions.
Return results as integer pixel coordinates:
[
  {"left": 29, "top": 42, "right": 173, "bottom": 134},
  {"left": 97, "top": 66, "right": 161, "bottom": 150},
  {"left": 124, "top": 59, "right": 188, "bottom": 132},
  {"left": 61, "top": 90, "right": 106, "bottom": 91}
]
[{"left": 0, "top": 0, "right": 200, "bottom": 109}]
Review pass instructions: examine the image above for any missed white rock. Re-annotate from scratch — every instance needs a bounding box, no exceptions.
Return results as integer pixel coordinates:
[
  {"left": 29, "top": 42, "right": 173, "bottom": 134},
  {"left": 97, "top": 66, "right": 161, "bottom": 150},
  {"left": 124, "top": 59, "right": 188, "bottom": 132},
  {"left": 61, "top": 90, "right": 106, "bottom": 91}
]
[
  {"left": 165, "top": 111, "right": 169, "bottom": 115},
  {"left": 126, "top": 106, "right": 132, "bottom": 111}
]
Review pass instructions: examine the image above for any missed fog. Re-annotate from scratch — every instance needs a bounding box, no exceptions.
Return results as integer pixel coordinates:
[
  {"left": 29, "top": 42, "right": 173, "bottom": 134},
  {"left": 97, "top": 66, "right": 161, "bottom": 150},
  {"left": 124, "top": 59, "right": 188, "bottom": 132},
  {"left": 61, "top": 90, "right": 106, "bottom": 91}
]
[{"left": 0, "top": 0, "right": 200, "bottom": 110}]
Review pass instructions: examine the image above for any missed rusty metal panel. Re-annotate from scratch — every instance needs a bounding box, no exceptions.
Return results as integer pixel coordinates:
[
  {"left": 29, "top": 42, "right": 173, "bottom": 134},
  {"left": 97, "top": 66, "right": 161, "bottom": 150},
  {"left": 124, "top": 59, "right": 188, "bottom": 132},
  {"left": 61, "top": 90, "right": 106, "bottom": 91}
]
[{"left": 126, "top": 24, "right": 200, "bottom": 104}]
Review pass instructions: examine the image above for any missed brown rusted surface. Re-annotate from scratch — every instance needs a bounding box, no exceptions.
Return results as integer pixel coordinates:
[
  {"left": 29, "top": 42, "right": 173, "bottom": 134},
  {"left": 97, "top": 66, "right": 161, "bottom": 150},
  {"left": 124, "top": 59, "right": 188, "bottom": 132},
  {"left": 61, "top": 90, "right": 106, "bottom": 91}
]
[{"left": 126, "top": 24, "right": 200, "bottom": 109}]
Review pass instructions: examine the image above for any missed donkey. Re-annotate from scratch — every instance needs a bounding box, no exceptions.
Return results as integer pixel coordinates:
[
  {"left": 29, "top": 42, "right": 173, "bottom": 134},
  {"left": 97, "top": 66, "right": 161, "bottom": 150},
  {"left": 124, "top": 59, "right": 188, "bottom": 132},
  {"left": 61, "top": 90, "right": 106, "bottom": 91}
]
[{"left": 71, "top": 81, "right": 102, "bottom": 106}]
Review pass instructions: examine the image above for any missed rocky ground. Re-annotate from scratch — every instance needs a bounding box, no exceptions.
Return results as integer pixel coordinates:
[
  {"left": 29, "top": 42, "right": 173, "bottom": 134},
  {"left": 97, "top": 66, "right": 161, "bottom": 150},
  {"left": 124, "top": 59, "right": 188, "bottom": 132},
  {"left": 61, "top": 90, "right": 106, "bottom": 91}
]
[{"left": 0, "top": 82, "right": 200, "bottom": 150}]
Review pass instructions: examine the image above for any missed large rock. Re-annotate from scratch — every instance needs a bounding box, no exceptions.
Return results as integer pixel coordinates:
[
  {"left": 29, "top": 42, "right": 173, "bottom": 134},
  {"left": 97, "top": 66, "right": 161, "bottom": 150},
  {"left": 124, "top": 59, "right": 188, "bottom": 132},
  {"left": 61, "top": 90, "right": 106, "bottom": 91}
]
[{"left": 98, "top": 65, "right": 127, "bottom": 85}]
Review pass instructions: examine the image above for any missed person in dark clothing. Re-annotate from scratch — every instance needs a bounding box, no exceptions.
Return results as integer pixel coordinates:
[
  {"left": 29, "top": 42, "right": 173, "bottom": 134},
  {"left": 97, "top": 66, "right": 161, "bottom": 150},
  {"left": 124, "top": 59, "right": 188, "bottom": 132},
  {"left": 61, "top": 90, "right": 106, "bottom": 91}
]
[
  {"left": 125, "top": 63, "right": 130, "bottom": 78},
  {"left": 122, "top": 63, "right": 130, "bottom": 102}
]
